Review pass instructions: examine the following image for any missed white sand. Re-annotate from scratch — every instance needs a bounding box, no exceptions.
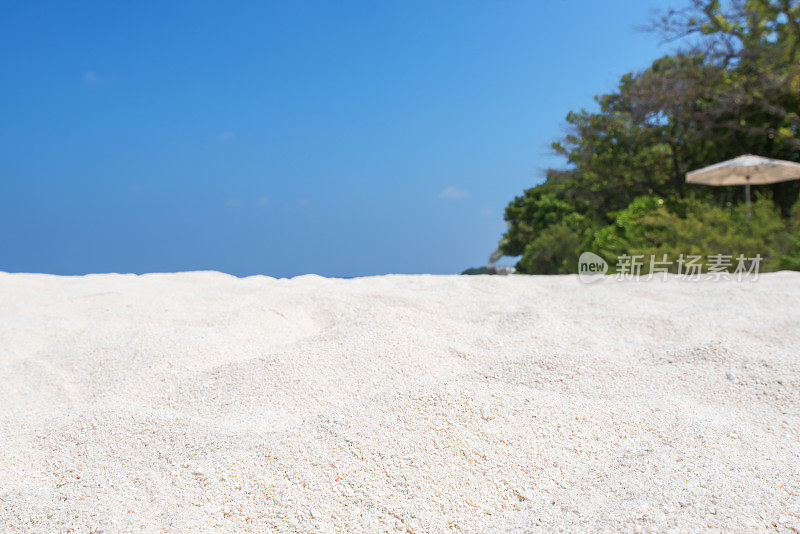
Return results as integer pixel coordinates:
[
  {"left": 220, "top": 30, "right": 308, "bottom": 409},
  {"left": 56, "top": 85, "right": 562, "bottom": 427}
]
[{"left": 0, "top": 271, "right": 798, "bottom": 532}]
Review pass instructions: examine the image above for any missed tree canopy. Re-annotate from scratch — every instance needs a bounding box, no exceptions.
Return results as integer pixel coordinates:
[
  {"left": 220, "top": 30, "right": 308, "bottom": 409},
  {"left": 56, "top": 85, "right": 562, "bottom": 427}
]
[{"left": 499, "top": 0, "right": 800, "bottom": 274}]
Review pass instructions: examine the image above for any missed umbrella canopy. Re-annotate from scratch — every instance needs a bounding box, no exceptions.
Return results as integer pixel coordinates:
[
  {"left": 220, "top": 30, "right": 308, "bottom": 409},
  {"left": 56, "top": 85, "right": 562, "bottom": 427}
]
[{"left": 686, "top": 154, "right": 800, "bottom": 185}]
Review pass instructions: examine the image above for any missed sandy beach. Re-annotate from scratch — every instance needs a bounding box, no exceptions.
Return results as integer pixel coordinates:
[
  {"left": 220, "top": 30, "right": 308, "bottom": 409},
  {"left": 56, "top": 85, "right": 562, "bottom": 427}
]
[{"left": 0, "top": 271, "right": 798, "bottom": 531}]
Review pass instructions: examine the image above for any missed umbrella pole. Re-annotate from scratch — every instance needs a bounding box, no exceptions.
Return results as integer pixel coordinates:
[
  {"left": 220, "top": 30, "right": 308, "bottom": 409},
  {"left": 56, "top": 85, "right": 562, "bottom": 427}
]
[{"left": 745, "top": 176, "right": 751, "bottom": 219}]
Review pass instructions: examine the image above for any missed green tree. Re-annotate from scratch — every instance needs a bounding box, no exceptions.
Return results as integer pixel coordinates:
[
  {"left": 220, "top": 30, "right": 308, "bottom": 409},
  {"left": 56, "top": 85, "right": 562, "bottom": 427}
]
[{"left": 500, "top": 0, "right": 800, "bottom": 273}]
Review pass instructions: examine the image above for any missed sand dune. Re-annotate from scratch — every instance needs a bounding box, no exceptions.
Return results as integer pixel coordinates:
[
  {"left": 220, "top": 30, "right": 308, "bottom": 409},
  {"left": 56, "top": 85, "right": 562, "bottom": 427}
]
[{"left": 1, "top": 271, "right": 798, "bottom": 531}]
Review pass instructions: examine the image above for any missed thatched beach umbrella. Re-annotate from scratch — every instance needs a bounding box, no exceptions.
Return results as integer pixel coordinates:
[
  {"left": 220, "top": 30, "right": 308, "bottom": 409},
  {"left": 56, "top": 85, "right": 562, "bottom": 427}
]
[{"left": 686, "top": 154, "right": 800, "bottom": 218}]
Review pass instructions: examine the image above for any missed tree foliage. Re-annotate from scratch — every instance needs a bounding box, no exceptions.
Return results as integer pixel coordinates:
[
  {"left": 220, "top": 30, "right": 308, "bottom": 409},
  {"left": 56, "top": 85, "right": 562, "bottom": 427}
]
[
  {"left": 500, "top": 0, "right": 800, "bottom": 273},
  {"left": 591, "top": 195, "right": 789, "bottom": 271}
]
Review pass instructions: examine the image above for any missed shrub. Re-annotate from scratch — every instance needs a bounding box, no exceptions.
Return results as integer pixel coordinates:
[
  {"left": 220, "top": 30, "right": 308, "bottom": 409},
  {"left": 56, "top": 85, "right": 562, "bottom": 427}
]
[{"left": 591, "top": 195, "right": 790, "bottom": 273}]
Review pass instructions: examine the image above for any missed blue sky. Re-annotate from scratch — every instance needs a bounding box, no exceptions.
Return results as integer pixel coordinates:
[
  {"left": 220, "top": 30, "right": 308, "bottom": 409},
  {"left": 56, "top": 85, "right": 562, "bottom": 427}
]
[{"left": 0, "top": 1, "right": 669, "bottom": 277}]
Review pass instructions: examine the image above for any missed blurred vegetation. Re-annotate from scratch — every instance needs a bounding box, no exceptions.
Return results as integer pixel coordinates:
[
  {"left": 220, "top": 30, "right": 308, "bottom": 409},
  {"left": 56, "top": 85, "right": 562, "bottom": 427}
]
[
  {"left": 461, "top": 266, "right": 492, "bottom": 275},
  {"left": 499, "top": 0, "right": 800, "bottom": 274},
  {"left": 591, "top": 195, "right": 790, "bottom": 272}
]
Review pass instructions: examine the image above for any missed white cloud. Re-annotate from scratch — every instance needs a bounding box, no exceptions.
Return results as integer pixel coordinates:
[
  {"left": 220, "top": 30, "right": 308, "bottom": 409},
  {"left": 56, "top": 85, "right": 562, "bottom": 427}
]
[
  {"left": 225, "top": 198, "right": 241, "bottom": 208},
  {"left": 218, "top": 131, "right": 235, "bottom": 141},
  {"left": 479, "top": 206, "right": 494, "bottom": 216},
  {"left": 82, "top": 71, "right": 97, "bottom": 84},
  {"left": 438, "top": 186, "right": 469, "bottom": 199},
  {"left": 257, "top": 197, "right": 271, "bottom": 206}
]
